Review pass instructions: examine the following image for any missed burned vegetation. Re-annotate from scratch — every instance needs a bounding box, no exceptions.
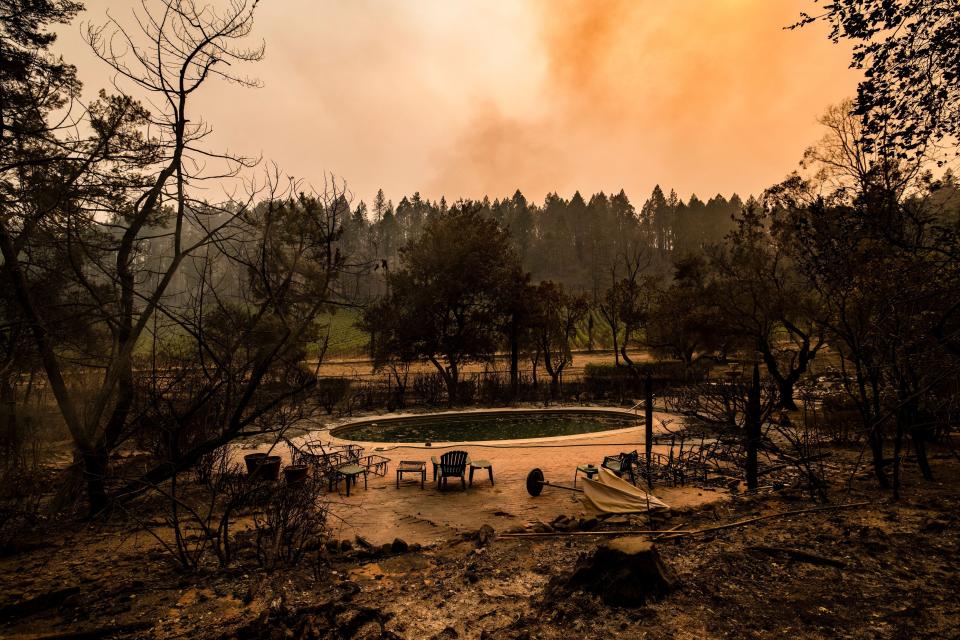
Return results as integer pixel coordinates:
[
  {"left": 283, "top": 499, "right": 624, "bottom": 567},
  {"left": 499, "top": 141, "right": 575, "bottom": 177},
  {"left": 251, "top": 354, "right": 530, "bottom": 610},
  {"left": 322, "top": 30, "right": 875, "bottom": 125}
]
[{"left": 1, "top": 0, "right": 960, "bottom": 639}]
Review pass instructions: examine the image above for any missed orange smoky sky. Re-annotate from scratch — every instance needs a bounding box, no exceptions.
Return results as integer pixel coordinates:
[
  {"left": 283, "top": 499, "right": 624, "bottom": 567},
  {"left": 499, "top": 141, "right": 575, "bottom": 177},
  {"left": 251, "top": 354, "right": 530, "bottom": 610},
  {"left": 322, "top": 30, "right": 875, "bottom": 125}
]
[{"left": 57, "top": 0, "right": 856, "bottom": 207}]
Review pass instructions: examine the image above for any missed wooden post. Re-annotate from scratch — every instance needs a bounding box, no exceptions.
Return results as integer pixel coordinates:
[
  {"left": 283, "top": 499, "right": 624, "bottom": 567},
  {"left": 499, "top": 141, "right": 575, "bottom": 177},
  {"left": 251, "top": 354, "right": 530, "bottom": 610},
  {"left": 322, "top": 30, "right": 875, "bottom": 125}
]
[{"left": 645, "top": 372, "right": 654, "bottom": 488}]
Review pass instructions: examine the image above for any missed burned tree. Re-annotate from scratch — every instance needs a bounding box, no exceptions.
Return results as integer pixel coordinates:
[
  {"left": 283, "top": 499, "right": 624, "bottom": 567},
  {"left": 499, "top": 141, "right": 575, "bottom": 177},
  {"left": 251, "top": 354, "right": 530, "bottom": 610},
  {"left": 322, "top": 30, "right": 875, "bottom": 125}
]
[
  {"left": 0, "top": 0, "right": 354, "bottom": 512},
  {"left": 708, "top": 202, "right": 826, "bottom": 410},
  {"left": 643, "top": 254, "right": 729, "bottom": 371},
  {"left": 530, "top": 281, "right": 588, "bottom": 398},
  {"left": 361, "top": 205, "right": 524, "bottom": 406},
  {"left": 771, "top": 101, "right": 960, "bottom": 495},
  {"left": 126, "top": 179, "right": 350, "bottom": 494}
]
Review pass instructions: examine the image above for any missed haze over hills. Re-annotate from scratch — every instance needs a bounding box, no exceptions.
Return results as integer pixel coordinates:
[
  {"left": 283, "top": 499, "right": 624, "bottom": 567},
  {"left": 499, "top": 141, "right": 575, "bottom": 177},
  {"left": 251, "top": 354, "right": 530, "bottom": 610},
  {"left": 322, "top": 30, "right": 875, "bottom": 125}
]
[{"left": 55, "top": 0, "right": 857, "bottom": 205}]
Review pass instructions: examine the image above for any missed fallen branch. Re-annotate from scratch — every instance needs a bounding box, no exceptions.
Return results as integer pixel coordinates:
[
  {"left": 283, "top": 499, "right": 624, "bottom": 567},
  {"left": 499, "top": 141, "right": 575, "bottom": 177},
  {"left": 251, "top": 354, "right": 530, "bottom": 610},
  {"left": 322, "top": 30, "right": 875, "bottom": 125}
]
[
  {"left": 652, "top": 524, "right": 685, "bottom": 541},
  {"left": 690, "top": 501, "right": 872, "bottom": 536},
  {"left": 757, "top": 464, "right": 789, "bottom": 477},
  {"left": 500, "top": 529, "right": 697, "bottom": 538},
  {"left": 749, "top": 545, "right": 846, "bottom": 568},
  {"left": 498, "top": 501, "right": 873, "bottom": 539},
  {"left": 21, "top": 621, "right": 154, "bottom": 640}
]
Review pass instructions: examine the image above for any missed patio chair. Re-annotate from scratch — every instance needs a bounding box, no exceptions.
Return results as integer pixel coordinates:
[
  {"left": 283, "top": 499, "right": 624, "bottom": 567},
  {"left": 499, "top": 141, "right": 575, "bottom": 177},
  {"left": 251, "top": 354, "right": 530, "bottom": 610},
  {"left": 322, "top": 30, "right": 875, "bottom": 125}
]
[
  {"left": 285, "top": 438, "right": 343, "bottom": 490},
  {"left": 434, "top": 450, "right": 469, "bottom": 490},
  {"left": 430, "top": 455, "right": 449, "bottom": 481},
  {"left": 331, "top": 443, "right": 366, "bottom": 463},
  {"left": 602, "top": 450, "right": 639, "bottom": 485},
  {"left": 359, "top": 453, "right": 391, "bottom": 477},
  {"left": 637, "top": 451, "right": 673, "bottom": 487},
  {"left": 431, "top": 452, "right": 470, "bottom": 481}
]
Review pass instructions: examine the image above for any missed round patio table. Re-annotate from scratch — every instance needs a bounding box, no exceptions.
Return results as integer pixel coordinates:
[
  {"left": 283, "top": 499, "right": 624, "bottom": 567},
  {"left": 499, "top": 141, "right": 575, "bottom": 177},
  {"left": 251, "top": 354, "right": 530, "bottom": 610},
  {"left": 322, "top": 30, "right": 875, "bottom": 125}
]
[{"left": 574, "top": 464, "right": 599, "bottom": 487}]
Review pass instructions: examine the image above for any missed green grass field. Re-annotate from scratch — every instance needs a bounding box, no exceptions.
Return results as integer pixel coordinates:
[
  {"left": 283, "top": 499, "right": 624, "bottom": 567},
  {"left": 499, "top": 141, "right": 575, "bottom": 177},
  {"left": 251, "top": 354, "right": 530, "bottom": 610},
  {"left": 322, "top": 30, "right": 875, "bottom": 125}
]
[
  {"left": 318, "top": 307, "right": 621, "bottom": 360},
  {"left": 571, "top": 309, "right": 621, "bottom": 351},
  {"left": 138, "top": 307, "right": 623, "bottom": 363},
  {"left": 313, "top": 308, "right": 370, "bottom": 359}
]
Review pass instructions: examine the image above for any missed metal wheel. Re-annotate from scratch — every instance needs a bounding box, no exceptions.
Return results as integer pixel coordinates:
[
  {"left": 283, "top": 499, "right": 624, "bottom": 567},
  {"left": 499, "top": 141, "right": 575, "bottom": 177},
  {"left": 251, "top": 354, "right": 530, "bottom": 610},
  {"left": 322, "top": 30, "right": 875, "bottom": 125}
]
[{"left": 526, "top": 467, "right": 545, "bottom": 496}]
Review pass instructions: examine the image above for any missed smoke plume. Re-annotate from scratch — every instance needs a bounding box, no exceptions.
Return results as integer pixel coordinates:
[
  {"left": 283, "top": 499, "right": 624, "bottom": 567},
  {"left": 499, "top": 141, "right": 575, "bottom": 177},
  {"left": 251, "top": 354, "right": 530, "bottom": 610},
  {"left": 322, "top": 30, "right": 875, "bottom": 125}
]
[{"left": 431, "top": 0, "right": 854, "bottom": 203}]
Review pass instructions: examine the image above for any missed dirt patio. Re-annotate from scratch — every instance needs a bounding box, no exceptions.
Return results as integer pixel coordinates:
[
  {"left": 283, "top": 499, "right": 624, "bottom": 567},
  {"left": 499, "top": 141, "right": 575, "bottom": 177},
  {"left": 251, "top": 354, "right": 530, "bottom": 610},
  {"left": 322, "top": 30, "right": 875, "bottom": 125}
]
[{"left": 236, "top": 407, "right": 727, "bottom": 546}]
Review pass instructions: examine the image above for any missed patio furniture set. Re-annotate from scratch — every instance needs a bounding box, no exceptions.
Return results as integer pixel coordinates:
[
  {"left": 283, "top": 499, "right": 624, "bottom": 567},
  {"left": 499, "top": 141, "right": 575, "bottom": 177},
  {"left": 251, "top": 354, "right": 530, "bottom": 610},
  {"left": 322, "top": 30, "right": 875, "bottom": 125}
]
[
  {"left": 592, "top": 444, "right": 714, "bottom": 488},
  {"left": 396, "top": 451, "right": 494, "bottom": 490},
  {"left": 570, "top": 453, "right": 639, "bottom": 489},
  {"left": 281, "top": 434, "right": 710, "bottom": 498},
  {"left": 285, "top": 439, "right": 496, "bottom": 495},
  {"left": 286, "top": 438, "right": 391, "bottom": 496}
]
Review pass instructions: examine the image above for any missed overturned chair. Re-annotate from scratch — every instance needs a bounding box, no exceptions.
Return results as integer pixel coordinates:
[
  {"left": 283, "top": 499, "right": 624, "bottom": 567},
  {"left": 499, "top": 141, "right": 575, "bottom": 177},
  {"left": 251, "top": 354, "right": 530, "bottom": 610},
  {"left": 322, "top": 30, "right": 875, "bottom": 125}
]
[{"left": 602, "top": 450, "right": 640, "bottom": 485}]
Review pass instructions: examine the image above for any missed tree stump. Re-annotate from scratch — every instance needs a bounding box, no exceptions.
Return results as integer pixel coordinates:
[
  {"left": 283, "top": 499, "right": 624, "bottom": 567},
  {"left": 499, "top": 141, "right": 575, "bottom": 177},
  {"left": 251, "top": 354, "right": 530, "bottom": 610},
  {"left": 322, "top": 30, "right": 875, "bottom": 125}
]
[{"left": 565, "top": 537, "right": 678, "bottom": 606}]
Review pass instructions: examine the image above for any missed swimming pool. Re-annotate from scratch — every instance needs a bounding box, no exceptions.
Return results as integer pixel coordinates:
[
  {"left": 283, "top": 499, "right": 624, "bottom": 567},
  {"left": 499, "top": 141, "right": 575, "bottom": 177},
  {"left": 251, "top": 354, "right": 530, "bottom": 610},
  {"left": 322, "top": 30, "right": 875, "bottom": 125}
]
[{"left": 331, "top": 409, "right": 639, "bottom": 443}]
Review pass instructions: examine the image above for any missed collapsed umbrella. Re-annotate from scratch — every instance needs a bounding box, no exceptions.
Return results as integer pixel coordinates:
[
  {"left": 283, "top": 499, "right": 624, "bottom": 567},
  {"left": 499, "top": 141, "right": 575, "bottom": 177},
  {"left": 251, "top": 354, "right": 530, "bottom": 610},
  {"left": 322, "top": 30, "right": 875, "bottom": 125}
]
[
  {"left": 525, "top": 466, "right": 670, "bottom": 514},
  {"left": 580, "top": 467, "right": 670, "bottom": 513}
]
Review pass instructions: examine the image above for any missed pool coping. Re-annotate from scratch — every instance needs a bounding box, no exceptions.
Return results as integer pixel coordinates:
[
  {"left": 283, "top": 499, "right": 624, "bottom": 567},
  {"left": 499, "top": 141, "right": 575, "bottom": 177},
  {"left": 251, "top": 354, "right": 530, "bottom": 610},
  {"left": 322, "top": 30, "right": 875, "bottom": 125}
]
[{"left": 319, "top": 406, "right": 667, "bottom": 448}]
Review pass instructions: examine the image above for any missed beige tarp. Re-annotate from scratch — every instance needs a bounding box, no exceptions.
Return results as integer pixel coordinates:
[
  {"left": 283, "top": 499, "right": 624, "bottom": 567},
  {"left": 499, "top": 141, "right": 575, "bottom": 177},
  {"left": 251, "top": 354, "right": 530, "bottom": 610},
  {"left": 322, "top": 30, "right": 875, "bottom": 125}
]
[{"left": 580, "top": 466, "right": 670, "bottom": 514}]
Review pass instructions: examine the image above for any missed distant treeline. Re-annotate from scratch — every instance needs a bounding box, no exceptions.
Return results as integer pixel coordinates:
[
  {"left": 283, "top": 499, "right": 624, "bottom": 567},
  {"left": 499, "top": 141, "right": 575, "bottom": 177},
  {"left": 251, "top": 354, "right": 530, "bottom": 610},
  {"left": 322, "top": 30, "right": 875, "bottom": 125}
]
[{"left": 339, "top": 187, "right": 745, "bottom": 299}]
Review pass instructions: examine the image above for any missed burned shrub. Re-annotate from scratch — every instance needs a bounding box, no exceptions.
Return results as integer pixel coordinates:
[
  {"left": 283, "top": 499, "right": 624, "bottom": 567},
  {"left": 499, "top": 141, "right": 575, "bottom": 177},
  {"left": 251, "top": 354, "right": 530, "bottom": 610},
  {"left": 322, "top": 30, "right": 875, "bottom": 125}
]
[{"left": 253, "top": 472, "right": 328, "bottom": 570}]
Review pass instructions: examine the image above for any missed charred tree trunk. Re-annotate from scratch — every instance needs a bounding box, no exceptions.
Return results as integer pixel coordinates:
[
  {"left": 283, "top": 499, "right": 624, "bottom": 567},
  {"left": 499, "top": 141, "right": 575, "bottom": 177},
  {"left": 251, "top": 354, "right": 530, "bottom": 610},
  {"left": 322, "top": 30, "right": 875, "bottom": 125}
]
[
  {"left": 544, "top": 357, "right": 562, "bottom": 399},
  {"left": 429, "top": 356, "right": 459, "bottom": 407},
  {"left": 745, "top": 361, "right": 761, "bottom": 491},
  {"left": 509, "top": 315, "right": 519, "bottom": 400},
  {"left": 81, "top": 449, "right": 110, "bottom": 516},
  {"left": 599, "top": 293, "right": 620, "bottom": 367},
  {"left": 868, "top": 426, "right": 889, "bottom": 489},
  {"left": 910, "top": 401, "right": 935, "bottom": 482},
  {"left": 611, "top": 326, "right": 620, "bottom": 367},
  {"left": 759, "top": 331, "right": 820, "bottom": 412},
  {"left": 913, "top": 428, "right": 934, "bottom": 481},
  {"left": 850, "top": 354, "right": 889, "bottom": 489},
  {"left": 892, "top": 405, "right": 906, "bottom": 501},
  {"left": 777, "top": 378, "right": 799, "bottom": 411},
  {"left": 0, "top": 376, "right": 19, "bottom": 464},
  {"left": 549, "top": 375, "right": 560, "bottom": 399},
  {"left": 444, "top": 368, "right": 459, "bottom": 407}
]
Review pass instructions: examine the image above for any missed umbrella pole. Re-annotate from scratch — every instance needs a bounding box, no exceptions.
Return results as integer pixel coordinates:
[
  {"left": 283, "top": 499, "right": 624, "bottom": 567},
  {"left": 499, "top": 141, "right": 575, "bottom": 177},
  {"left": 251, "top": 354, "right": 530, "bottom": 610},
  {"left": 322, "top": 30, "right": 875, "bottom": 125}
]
[{"left": 526, "top": 468, "right": 585, "bottom": 496}]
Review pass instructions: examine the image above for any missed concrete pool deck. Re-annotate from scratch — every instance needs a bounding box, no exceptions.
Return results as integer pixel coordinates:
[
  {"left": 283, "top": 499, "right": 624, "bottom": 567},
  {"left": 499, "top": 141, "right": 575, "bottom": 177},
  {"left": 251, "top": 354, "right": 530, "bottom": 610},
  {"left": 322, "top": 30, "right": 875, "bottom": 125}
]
[
  {"left": 241, "top": 407, "right": 729, "bottom": 546},
  {"left": 328, "top": 406, "right": 650, "bottom": 444}
]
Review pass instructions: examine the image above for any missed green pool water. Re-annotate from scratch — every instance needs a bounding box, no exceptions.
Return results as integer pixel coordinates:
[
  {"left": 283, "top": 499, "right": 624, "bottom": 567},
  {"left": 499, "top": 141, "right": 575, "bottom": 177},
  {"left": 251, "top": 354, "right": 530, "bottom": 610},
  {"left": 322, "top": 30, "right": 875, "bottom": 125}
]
[{"left": 333, "top": 411, "right": 638, "bottom": 443}]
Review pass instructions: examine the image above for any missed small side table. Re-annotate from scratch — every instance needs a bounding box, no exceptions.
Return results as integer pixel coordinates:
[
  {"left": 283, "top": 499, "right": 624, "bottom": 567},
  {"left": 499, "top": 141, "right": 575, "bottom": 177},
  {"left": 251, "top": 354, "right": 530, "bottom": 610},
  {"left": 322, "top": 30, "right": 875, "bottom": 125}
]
[
  {"left": 396, "top": 460, "right": 427, "bottom": 489},
  {"left": 469, "top": 460, "right": 494, "bottom": 487},
  {"left": 336, "top": 463, "right": 368, "bottom": 497},
  {"left": 574, "top": 464, "right": 599, "bottom": 487}
]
